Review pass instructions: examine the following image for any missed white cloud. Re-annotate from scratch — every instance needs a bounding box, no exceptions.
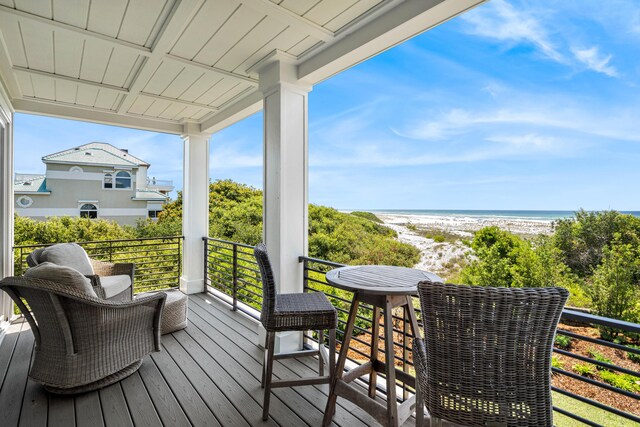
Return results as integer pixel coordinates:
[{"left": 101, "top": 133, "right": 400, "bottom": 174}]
[
  {"left": 461, "top": 0, "right": 564, "bottom": 62},
  {"left": 572, "top": 46, "right": 618, "bottom": 77}
]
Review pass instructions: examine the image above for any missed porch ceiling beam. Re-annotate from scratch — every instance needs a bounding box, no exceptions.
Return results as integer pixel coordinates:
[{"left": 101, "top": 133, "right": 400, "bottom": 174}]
[
  {"left": 13, "top": 98, "right": 183, "bottom": 134},
  {"left": 138, "top": 92, "right": 218, "bottom": 111},
  {"left": 242, "top": 0, "right": 334, "bottom": 42},
  {"left": 12, "top": 66, "right": 129, "bottom": 94},
  {"left": 0, "top": 5, "right": 152, "bottom": 57},
  {"left": 164, "top": 54, "right": 259, "bottom": 85},
  {"left": 199, "top": 90, "right": 262, "bottom": 134},
  {"left": 298, "top": 0, "right": 487, "bottom": 83},
  {"left": 116, "top": 0, "right": 204, "bottom": 114}
]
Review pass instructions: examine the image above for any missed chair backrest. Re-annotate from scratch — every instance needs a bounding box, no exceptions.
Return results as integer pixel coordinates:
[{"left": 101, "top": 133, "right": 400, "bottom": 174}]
[
  {"left": 253, "top": 243, "right": 276, "bottom": 325},
  {"left": 417, "top": 281, "right": 568, "bottom": 427}
]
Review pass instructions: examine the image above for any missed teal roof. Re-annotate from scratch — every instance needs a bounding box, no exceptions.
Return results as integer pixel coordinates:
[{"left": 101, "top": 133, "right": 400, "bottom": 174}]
[{"left": 14, "top": 175, "right": 48, "bottom": 193}]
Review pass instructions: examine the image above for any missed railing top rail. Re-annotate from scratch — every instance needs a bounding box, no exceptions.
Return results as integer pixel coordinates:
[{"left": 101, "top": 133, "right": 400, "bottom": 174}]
[
  {"left": 561, "top": 309, "right": 640, "bottom": 334},
  {"left": 298, "top": 255, "right": 346, "bottom": 268},
  {"left": 203, "top": 236, "right": 254, "bottom": 249},
  {"left": 13, "top": 235, "right": 184, "bottom": 250}
]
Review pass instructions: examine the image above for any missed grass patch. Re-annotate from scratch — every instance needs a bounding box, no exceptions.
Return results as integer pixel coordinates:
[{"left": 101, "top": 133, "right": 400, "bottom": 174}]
[{"left": 553, "top": 392, "right": 638, "bottom": 426}]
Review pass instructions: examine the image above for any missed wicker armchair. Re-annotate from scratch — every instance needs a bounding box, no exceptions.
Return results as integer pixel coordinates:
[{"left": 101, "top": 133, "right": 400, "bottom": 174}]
[
  {"left": 414, "top": 281, "right": 568, "bottom": 427},
  {"left": 27, "top": 244, "right": 134, "bottom": 302},
  {"left": 254, "top": 243, "right": 337, "bottom": 421},
  {"left": 0, "top": 276, "right": 165, "bottom": 394}
]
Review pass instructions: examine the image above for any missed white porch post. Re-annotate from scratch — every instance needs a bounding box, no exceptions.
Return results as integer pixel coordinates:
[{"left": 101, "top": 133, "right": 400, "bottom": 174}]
[
  {"left": 180, "top": 123, "right": 210, "bottom": 295},
  {"left": 256, "top": 54, "right": 311, "bottom": 351},
  {"left": 0, "top": 103, "right": 14, "bottom": 322}
]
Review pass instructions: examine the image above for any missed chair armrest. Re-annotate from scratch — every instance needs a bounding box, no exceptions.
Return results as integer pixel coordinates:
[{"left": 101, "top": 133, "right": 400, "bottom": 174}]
[{"left": 1, "top": 277, "right": 167, "bottom": 354}]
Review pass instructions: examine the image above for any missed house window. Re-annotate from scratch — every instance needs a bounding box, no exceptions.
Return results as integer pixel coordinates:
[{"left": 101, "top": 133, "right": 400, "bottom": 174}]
[
  {"left": 80, "top": 203, "right": 98, "bottom": 219},
  {"left": 115, "top": 171, "right": 131, "bottom": 189},
  {"left": 148, "top": 210, "right": 162, "bottom": 219},
  {"left": 104, "top": 173, "right": 113, "bottom": 189},
  {"left": 16, "top": 196, "right": 33, "bottom": 208}
]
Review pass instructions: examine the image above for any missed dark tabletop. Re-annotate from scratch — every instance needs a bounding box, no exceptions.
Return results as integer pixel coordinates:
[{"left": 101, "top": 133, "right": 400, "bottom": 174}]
[{"left": 325, "top": 265, "right": 443, "bottom": 295}]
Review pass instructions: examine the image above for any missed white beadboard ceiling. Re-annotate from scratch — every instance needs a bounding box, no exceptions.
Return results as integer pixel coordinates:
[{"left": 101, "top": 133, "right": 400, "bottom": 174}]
[{"left": 0, "top": 0, "right": 484, "bottom": 134}]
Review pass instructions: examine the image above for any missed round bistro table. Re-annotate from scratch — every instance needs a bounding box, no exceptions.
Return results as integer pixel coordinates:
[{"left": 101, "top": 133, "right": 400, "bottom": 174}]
[{"left": 322, "top": 265, "right": 442, "bottom": 427}]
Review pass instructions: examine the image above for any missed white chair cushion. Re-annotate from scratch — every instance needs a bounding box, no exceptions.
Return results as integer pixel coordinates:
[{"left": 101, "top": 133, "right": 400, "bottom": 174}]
[
  {"left": 99, "top": 275, "right": 132, "bottom": 299},
  {"left": 25, "top": 262, "right": 97, "bottom": 298},
  {"left": 40, "top": 243, "right": 95, "bottom": 276}
]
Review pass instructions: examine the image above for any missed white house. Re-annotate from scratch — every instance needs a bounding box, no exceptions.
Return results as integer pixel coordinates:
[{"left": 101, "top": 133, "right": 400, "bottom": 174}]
[{"left": 14, "top": 142, "right": 173, "bottom": 225}]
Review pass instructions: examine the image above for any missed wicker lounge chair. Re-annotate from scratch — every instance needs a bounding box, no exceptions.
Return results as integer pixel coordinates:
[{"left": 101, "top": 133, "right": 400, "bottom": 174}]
[
  {"left": 27, "top": 243, "right": 134, "bottom": 302},
  {"left": 0, "top": 271, "right": 165, "bottom": 395},
  {"left": 254, "top": 243, "right": 338, "bottom": 421},
  {"left": 413, "top": 281, "right": 568, "bottom": 427}
]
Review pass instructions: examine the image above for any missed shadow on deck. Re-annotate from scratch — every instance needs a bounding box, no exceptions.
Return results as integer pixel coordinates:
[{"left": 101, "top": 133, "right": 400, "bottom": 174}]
[{"left": 0, "top": 293, "right": 392, "bottom": 427}]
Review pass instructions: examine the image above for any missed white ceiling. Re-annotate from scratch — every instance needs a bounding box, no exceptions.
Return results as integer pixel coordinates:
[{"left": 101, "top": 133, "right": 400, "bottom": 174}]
[{"left": 0, "top": 0, "right": 484, "bottom": 135}]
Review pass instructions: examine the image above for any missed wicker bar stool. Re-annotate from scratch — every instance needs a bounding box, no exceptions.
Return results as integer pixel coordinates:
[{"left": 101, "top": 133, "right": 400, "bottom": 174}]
[
  {"left": 254, "top": 243, "right": 338, "bottom": 421},
  {"left": 413, "top": 281, "right": 568, "bottom": 427}
]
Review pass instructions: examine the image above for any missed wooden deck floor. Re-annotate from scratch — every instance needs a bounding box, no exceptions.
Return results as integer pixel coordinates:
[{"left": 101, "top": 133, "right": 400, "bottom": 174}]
[{"left": 0, "top": 293, "right": 400, "bottom": 427}]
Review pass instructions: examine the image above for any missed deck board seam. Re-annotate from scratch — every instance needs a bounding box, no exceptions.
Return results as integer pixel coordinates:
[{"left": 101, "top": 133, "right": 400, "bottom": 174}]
[
  {"left": 169, "top": 330, "right": 262, "bottom": 427},
  {"left": 187, "top": 297, "right": 346, "bottom": 426},
  {"left": 194, "top": 293, "right": 382, "bottom": 426},
  {"left": 186, "top": 302, "right": 319, "bottom": 427}
]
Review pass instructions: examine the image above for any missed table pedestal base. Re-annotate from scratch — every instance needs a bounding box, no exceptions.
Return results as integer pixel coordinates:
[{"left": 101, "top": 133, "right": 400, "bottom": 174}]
[{"left": 323, "top": 293, "right": 421, "bottom": 427}]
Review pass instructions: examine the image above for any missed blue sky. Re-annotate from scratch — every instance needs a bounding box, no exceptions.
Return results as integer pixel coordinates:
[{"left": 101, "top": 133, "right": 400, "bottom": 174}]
[{"left": 14, "top": 0, "right": 640, "bottom": 210}]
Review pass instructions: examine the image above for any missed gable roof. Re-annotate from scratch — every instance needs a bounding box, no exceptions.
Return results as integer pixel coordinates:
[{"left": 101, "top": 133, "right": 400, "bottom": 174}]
[{"left": 42, "top": 142, "right": 150, "bottom": 167}]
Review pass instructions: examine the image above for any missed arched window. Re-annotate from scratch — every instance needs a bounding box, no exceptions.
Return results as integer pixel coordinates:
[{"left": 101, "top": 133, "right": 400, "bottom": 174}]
[
  {"left": 115, "top": 171, "right": 131, "bottom": 189},
  {"left": 69, "top": 166, "right": 83, "bottom": 173},
  {"left": 104, "top": 173, "right": 113, "bottom": 189},
  {"left": 80, "top": 204, "right": 98, "bottom": 219}
]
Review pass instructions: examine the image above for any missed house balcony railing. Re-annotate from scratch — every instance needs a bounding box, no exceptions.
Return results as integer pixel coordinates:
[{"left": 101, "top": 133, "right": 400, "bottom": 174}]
[
  {"left": 14, "top": 236, "right": 183, "bottom": 294},
  {"left": 146, "top": 178, "right": 174, "bottom": 187},
  {"left": 204, "top": 237, "right": 640, "bottom": 427}
]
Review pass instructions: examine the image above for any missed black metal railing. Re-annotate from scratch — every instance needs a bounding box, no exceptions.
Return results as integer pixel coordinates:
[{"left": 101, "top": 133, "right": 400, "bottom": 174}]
[
  {"left": 14, "top": 236, "right": 183, "bottom": 293},
  {"left": 202, "top": 239, "right": 640, "bottom": 426},
  {"left": 204, "top": 237, "right": 262, "bottom": 318}
]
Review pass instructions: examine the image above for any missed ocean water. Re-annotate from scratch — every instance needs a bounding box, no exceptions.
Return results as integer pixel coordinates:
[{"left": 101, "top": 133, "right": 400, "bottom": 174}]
[{"left": 366, "top": 210, "right": 640, "bottom": 222}]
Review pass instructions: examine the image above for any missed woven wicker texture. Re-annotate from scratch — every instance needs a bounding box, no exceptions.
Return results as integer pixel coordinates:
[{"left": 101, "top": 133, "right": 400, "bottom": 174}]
[
  {"left": 27, "top": 246, "right": 134, "bottom": 302},
  {"left": 254, "top": 243, "right": 338, "bottom": 421},
  {"left": 0, "top": 276, "right": 165, "bottom": 394},
  {"left": 414, "top": 281, "right": 568, "bottom": 427},
  {"left": 254, "top": 243, "right": 337, "bottom": 332},
  {"left": 137, "top": 289, "right": 188, "bottom": 334}
]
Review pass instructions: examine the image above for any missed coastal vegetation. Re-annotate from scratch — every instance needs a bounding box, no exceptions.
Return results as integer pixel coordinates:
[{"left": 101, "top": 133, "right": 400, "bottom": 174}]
[
  {"left": 14, "top": 179, "right": 419, "bottom": 269},
  {"left": 459, "top": 210, "right": 640, "bottom": 328}
]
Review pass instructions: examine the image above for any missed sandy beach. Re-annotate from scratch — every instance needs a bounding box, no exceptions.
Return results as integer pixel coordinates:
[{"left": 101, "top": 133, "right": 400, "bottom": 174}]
[{"left": 376, "top": 213, "right": 554, "bottom": 279}]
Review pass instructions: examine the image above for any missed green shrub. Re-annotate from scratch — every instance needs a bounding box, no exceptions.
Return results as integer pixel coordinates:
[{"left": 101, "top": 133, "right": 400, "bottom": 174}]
[
  {"left": 555, "top": 335, "right": 573, "bottom": 349},
  {"left": 433, "top": 235, "right": 445, "bottom": 243},
  {"left": 599, "top": 370, "right": 640, "bottom": 393},
  {"left": 551, "top": 356, "right": 564, "bottom": 370},
  {"left": 587, "top": 349, "right": 612, "bottom": 370},
  {"left": 350, "top": 211, "right": 383, "bottom": 223},
  {"left": 587, "top": 245, "right": 640, "bottom": 338},
  {"left": 627, "top": 345, "right": 640, "bottom": 363},
  {"left": 573, "top": 363, "right": 596, "bottom": 377}
]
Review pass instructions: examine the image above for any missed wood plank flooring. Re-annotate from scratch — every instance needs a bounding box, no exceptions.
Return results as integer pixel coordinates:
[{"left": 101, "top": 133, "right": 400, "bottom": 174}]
[{"left": 0, "top": 293, "right": 406, "bottom": 427}]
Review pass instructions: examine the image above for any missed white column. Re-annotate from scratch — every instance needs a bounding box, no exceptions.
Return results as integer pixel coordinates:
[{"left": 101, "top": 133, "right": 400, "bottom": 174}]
[
  {"left": 180, "top": 124, "right": 210, "bottom": 294},
  {"left": 256, "top": 55, "right": 311, "bottom": 351},
  {"left": 0, "top": 108, "right": 14, "bottom": 322}
]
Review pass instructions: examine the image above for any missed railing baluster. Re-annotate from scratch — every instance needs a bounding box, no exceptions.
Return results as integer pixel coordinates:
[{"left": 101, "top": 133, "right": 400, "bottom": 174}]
[{"left": 232, "top": 244, "right": 238, "bottom": 311}]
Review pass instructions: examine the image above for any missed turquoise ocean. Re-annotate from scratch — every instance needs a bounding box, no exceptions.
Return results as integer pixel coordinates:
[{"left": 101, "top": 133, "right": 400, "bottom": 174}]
[{"left": 366, "top": 210, "right": 640, "bottom": 221}]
